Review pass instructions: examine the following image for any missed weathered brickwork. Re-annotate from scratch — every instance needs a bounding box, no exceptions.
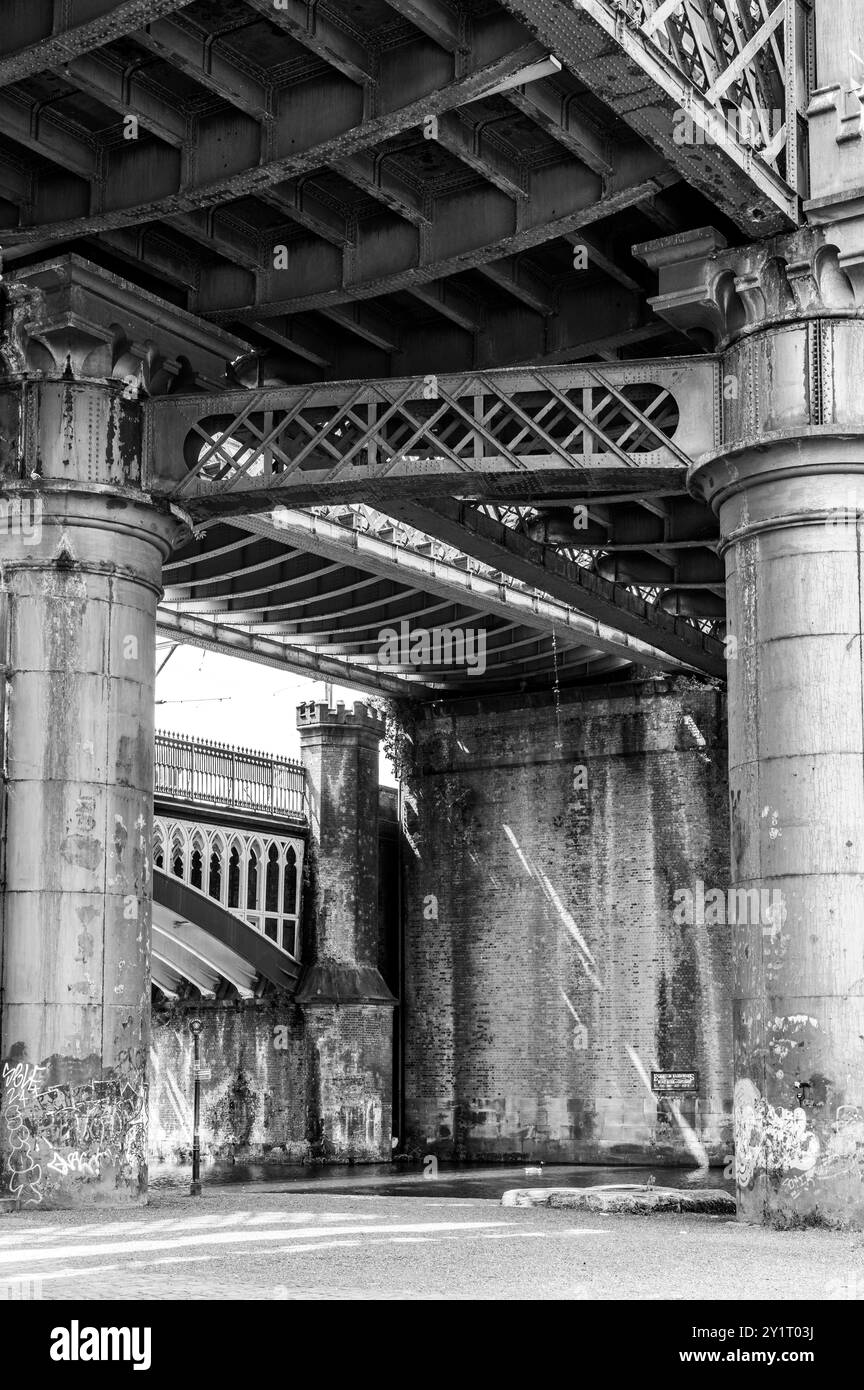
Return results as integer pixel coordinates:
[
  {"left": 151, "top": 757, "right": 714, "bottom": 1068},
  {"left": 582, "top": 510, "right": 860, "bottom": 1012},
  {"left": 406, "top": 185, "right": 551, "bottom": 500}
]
[
  {"left": 401, "top": 678, "right": 732, "bottom": 1165},
  {"left": 303, "top": 1004, "right": 394, "bottom": 1161},
  {"left": 150, "top": 998, "right": 308, "bottom": 1165}
]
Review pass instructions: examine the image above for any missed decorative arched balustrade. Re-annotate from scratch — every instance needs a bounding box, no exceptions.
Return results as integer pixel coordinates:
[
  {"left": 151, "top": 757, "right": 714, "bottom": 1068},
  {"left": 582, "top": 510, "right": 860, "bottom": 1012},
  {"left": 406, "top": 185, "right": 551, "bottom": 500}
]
[{"left": 153, "top": 818, "right": 304, "bottom": 960}]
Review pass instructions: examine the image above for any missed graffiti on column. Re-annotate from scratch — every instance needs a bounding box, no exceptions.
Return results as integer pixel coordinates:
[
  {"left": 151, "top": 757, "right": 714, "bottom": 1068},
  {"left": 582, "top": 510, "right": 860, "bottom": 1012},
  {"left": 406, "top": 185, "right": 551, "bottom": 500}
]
[
  {"left": 2, "top": 1062, "right": 45, "bottom": 1207},
  {"left": 734, "top": 1078, "right": 864, "bottom": 1199},
  {"left": 733, "top": 1079, "right": 820, "bottom": 1188},
  {"left": 781, "top": 1107, "right": 864, "bottom": 1200},
  {"left": 2, "top": 1061, "right": 148, "bottom": 1206}
]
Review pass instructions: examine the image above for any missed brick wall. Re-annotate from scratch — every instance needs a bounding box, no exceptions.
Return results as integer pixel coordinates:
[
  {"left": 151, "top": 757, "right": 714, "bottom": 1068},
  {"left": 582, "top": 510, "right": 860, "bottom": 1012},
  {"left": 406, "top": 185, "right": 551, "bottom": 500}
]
[
  {"left": 303, "top": 1003, "right": 394, "bottom": 1161},
  {"left": 149, "top": 997, "right": 308, "bottom": 1165},
  {"left": 400, "top": 678, "right": 732, "bottom": 1166}
]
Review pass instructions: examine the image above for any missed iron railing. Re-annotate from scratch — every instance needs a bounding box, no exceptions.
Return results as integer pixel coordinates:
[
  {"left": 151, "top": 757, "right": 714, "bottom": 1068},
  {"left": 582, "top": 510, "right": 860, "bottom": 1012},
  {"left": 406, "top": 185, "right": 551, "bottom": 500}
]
[{"left": 154, "top": 731, "right": 306, "bottom": 822}]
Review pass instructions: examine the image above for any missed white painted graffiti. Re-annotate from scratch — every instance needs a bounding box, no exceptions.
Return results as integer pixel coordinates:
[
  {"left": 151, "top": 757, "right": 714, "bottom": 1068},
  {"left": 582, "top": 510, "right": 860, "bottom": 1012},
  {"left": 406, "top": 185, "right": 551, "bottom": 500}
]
[
  {"left": 733, "top": 1079, "right": 820, "bottom": 1188},
  {"left": 46, "top": 1148, "right": 112, "bottom": 1179},
  {"left": 2, "top": 1061, "right": 147, "bottom": 1205},
  {"left": 2, "top": 1062, "right": 47, "bottom": 1098},
  {"left": 2, "top": 1062, "right": 48, "bottom": 1207},
  {"left": 781, "top": 1105, "right": 864, "bottom": 1198},
  {"left": 735, "top": 1078, "right": 864, "bottom": 1197}
]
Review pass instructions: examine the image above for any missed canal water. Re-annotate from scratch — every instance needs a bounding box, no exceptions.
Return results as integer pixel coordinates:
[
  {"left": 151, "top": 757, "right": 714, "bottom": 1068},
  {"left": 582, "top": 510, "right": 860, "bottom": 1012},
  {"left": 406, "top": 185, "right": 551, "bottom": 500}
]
[{"left": 150, "top": 1161, "right": 734, "bottom": 1201}]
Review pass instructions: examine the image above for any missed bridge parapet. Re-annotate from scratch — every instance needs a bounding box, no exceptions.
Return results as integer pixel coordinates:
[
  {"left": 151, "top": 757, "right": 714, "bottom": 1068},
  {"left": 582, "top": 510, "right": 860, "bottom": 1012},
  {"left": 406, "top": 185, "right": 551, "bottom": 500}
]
[{"left": 154, "top": 730, "right": 306, "bottom": 825}]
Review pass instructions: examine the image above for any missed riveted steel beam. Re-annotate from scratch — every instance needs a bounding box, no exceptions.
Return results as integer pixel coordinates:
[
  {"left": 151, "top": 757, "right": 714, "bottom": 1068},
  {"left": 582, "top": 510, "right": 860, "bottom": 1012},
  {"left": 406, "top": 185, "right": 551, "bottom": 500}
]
[
  {"left": 0, "top": 40, "right": 554, "bottom": 247},
  {"left": 383, "top": 0, "right": 464, "bottom": 52},
  {"left": 498, "top": 0, "right": 802, "bottom": 232},
  {"left": 147, "top": 357, "right": 720, "bottom": 513},
  {"left": 232, "top": 509, "right": 695, "bottom": 672},
  {"left": 0, "top": 0, "right": 193, "bottom": 86},
  {"left": 384, "top": 496, "right": 727, "bottom": 675},
  {"left": 202, "top": 159, "right": 675, "bottom": 320},
  {"left": 156, "top": 608, "right": 428, "bottom": 696}
]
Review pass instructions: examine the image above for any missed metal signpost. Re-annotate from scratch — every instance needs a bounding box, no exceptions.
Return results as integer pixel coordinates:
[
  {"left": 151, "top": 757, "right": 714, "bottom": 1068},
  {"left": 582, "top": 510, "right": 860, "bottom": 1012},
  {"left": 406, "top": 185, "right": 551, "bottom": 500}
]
[{"left": 189, "top": 1018, "right": 203, "bottom": 1197}]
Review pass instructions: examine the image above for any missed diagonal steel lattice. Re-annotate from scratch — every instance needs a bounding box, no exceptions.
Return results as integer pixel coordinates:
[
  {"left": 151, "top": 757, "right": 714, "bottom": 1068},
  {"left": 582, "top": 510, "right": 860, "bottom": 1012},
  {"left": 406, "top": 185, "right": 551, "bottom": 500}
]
[
  {"left": 625, "top": 0, "right": 810, "bottom": 190},
  {"left": 157, "top": 360, "right": 718, "bottom": 508}
]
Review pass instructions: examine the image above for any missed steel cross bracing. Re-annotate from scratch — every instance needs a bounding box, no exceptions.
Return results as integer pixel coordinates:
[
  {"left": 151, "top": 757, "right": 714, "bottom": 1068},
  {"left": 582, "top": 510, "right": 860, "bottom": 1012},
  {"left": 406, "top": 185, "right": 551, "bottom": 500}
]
[
  {"left": 637, "top": 0, "right": 806, "bottom": 189},
  {"left": 148, "top": 358, "right": 720, "bottom": 515},
  {"left": 500, "top": 0, "right": 811, "bottom": 230}
]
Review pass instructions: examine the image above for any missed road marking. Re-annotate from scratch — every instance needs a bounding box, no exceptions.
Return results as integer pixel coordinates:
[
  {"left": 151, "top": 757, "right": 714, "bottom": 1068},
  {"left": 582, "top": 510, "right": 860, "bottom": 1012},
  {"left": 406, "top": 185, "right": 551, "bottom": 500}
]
[
  {"left": 478, "top": 1230, "right": 549, "bottom": 1239},
  {"left": 130, "top": 1255, "right": 218, "bottom": 1267},
  {"left": 0, "top": 1210, "right": 383, "bottom": 1248},
  {"left": 0, "top": 1219, "right": 510, "bottom": 1266}
]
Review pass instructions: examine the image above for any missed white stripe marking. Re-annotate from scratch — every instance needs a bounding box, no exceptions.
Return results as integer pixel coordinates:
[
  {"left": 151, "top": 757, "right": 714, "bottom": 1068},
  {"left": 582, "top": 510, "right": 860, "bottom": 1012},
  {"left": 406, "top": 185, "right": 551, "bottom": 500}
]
[{"left": 0, "top": 1220, "right": 509, "bottom": 1266}]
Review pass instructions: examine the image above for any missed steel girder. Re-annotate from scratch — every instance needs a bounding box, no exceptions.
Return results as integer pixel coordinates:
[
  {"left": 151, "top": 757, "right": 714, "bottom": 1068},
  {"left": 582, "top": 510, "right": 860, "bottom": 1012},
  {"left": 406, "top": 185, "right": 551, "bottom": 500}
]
[
  {"left": 148, "top": 357, "right": 721, "bottom": 515},
  {"left": 498, "top": 0, "right": 811, "bottom": 233}
]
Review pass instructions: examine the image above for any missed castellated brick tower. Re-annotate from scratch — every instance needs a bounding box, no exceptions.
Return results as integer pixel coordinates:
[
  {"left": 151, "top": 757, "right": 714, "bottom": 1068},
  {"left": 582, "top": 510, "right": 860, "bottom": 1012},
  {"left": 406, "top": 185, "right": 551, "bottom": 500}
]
[{"left": 296, "top": 700, "right": 395, "bottom": 1161}]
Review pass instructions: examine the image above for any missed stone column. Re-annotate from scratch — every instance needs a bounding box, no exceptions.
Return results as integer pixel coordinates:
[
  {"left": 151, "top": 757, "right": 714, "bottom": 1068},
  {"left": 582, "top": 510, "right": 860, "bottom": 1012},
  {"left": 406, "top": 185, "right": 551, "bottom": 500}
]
[
  {"left": 0, "top": 326, "right": 183, "bottom": 1206},
  {"left": 641, "top": 214, "right": 864, "bottom": 1225},
  {"left": 701, "top": 405, "right": 864, "bottom": 1227},
  {"left": 296, "top": 701, "right": 395, "bottom": 1162}
]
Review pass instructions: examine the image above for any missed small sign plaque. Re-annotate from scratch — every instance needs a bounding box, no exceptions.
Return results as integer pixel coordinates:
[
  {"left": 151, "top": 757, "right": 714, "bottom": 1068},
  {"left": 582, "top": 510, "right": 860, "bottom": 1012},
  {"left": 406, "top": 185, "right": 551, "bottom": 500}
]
[{"left": 651, "top": 1070, "right": 699, "bottom": 1094}]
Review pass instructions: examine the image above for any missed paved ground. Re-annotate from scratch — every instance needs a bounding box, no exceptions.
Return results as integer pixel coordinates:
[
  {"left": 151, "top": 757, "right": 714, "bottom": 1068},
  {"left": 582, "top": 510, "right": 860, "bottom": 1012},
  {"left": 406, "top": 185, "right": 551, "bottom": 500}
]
[{"left": 1, "top": 1177, "right": 862, "bottom": 1300}]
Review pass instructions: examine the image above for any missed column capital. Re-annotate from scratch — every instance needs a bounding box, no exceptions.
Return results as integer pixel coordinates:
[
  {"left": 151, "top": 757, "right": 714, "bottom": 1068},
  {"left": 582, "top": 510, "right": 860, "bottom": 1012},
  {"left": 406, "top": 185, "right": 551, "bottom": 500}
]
[
  {"left": 636, "top": 221, "right": 864, "bottom": 351},
  {"left": 1, "top": 252, "right": 244, "bottom": 392}
]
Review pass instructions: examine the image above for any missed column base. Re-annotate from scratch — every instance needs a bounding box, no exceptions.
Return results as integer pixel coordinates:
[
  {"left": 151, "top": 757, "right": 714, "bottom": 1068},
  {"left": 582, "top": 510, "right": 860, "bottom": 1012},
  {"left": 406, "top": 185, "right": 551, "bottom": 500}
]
[{"left": 299, "top": 964, "right": 395, "bottom": 1163}]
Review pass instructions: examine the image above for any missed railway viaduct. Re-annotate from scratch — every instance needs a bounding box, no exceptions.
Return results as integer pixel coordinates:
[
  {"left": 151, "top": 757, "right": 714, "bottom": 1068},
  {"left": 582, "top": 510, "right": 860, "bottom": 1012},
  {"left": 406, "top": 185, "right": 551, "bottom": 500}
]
[{"left": 0, "top": 0, "right": 862, "bottom": 1226}]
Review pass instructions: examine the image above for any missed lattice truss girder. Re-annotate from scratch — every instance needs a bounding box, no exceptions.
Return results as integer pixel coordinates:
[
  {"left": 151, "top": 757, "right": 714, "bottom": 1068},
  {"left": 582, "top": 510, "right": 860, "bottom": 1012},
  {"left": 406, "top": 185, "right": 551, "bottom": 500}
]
[
  {"left": 641, "top": 0, "right": 792, "bottom": 162},
  {"left": 150, "top": 358, "right": 720, "bottom": 515},
  {"left": 501, "top": 0, "right": 811, "bottom": 228}
]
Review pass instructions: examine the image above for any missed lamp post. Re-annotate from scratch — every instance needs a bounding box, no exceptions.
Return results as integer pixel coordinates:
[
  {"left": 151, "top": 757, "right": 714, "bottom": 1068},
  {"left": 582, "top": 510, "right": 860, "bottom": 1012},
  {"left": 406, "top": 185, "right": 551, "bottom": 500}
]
[{"left": 189, "top": 1018, "right": 203, "bottom": 1197}]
